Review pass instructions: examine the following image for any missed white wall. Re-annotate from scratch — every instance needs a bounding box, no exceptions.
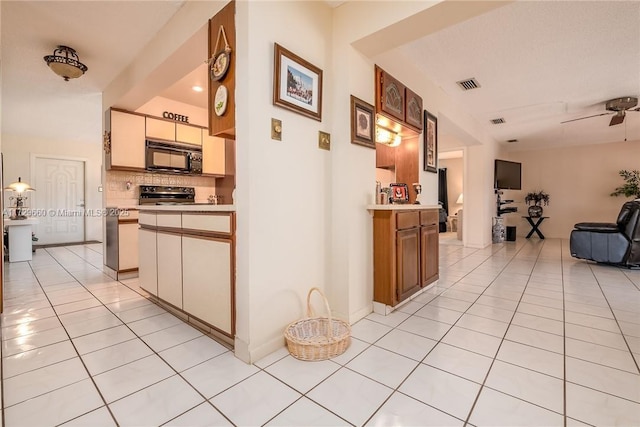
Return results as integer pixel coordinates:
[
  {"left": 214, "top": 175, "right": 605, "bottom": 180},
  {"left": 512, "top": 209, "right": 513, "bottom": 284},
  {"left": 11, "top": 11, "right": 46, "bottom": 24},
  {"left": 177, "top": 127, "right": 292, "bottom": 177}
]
[
  {"left": 2, "top": 134, "right": 103, "bottom": 242},
  {"left": 505, "top": 139, "right": 640, "bottom": 239},
  {"left": 234, "top": 0, "right": 333, "bottom": 362}
]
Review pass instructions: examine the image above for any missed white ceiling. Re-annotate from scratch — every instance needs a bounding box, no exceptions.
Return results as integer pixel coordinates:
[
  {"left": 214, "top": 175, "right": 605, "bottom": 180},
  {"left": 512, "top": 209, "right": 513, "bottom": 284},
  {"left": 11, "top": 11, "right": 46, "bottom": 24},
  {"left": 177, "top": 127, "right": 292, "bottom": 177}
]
[
  {"left": 400, "top": 0, "right": 640, "bottom": 152},
  {"left": 1, "top": 1, "right": 184, "bottom": 143},
  {"left": 2, "top": 1, "right": 639, "bottom": 152}
]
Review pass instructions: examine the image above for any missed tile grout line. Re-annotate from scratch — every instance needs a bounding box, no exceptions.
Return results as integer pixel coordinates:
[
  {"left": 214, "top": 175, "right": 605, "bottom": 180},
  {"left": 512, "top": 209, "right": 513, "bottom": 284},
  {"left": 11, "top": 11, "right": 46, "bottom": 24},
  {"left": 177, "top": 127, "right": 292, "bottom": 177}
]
[
  {"left": 45, "top": 246, "right": 237, "bottom": 427},
  {"left": 460, "top": 239, "right": 550, "bottom": 426},
  {"left": 5, "top": 251, "right": 121, "bottom": 426}
]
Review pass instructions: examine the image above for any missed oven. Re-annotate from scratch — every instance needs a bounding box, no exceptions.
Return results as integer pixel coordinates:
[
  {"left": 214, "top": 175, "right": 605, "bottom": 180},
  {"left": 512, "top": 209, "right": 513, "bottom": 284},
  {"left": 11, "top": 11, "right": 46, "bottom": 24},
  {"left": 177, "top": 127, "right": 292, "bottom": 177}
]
[{"left": 145, "top": 139, "right": 202, "bottom": 175}]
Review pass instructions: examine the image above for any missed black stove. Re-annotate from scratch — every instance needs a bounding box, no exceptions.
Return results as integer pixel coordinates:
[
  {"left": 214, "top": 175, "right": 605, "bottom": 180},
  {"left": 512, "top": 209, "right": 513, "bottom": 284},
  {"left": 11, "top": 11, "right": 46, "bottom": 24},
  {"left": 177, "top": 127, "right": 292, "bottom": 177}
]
[{"left": 139, "top": 185, "right": 196, "bottom": 205}]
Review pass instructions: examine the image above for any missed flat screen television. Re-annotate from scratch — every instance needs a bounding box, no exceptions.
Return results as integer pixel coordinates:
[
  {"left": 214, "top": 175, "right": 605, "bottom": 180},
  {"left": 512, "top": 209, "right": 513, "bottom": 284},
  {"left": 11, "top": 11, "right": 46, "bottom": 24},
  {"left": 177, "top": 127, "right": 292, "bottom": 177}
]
[{"left": 494, "top": 159, "right": 522, "bottom": 190}]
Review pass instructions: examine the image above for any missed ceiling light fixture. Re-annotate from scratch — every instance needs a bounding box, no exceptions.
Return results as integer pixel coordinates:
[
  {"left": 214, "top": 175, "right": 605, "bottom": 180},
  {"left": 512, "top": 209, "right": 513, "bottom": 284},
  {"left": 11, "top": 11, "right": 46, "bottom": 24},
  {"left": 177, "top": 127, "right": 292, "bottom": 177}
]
[
  {"left": 43, "top": 45, "right": 88, "bottom": 81},
  {"left": 192, "top": 85, "right": 204, "bottom": 92}
]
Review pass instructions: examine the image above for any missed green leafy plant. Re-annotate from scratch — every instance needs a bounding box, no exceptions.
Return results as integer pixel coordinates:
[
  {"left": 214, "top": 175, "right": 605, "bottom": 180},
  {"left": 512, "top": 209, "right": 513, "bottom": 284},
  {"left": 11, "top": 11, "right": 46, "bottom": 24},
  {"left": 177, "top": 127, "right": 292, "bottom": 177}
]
[
  {"left": 525, "top": 190, "right": 550, "bottom": 206},
  {"left": 611, "top": 170, "right": 640, "bottom": 198}
]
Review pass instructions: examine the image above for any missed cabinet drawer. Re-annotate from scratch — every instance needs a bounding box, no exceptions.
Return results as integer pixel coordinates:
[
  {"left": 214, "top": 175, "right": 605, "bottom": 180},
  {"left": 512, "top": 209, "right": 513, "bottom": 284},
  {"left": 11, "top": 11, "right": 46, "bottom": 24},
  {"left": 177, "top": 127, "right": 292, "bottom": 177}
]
[
  {"left": 396, "top": 211, "right": 419, "bottom": 230},
  {"left": 420, "top": 210, "right": 438, "bottom": 226},
  {"left": 182, "top": 213, "right": 231, "bottom": 234},
  {"left": 156, "top": 213, "right": 182, "bottom": 228},
  {"left": 138, "top": 212, "right": 156, "bottom": 226}
]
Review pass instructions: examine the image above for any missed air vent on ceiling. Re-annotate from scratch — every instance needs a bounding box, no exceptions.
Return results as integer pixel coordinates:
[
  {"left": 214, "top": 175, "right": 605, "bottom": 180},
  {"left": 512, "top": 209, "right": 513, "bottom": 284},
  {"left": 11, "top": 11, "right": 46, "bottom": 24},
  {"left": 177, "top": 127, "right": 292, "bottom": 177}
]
[
  {"left": 456, "top": 78, "right": 481, "bottom": 91},
  {"left": 490, "top": 118, "right": 506, "bottom": 125},
  {"left": 507, "top": 139, "right": 518, "bottom": 143}
]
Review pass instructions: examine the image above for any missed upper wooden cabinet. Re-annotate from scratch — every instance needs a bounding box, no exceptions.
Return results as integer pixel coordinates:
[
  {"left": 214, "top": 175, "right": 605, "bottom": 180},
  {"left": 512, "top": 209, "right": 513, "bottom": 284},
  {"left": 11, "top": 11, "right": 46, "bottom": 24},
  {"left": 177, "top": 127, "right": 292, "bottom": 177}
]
[
  {"left": 176, "top": 123, "right": 202, "bottom": 146},
  {"left": 202, "top": 131, "right": 226, "bottom": 176},
  {"left": 375, "top": 65, "right": 423, "bottom": 133},
  {"left": 377, "top": 67, "right": 405, "bottom": 123},
  {"left": 146, "top": 117, "right": 175, "bottom": 142},
  {"left": 405, "top": 88, "right": 423, "bottom": 132},
  {"left": 107, "top": 109, "right": 146, "bottom": 170}
]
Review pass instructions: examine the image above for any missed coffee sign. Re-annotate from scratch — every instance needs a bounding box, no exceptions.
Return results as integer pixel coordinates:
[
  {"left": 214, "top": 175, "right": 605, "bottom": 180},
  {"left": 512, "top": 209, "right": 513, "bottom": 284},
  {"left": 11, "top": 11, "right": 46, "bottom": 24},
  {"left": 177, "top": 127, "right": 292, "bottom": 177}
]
[{"left": 163, "top": 111, "right": 189, "bottom": 123}]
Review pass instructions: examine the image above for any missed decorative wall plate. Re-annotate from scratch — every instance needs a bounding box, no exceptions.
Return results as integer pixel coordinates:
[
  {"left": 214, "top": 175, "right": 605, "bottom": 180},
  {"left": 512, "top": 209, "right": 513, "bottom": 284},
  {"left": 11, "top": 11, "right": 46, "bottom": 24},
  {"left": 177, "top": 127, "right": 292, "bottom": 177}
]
[
  {"left": 210, "top": 50, "right": 231, "bottom": 81},
  {"left": 210, "top": 25, "right": 232, "bottom": 82},
  {"left": 214, "top": 85, "right": 228, "bottom": 116}
]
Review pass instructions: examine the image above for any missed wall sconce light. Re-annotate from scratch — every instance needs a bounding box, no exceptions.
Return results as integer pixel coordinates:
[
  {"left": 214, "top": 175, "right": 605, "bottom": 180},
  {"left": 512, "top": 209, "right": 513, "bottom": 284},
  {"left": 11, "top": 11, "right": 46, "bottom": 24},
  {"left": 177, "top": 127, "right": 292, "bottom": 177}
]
[
  {"left": 375, "top": 125, "right": 401, "bottom": 147},
  {"left": 456, "top": 193, "right": 464, "bottom": 204},
  {"left": 43, "top": 45, "right": 88, "bottom": 81}
]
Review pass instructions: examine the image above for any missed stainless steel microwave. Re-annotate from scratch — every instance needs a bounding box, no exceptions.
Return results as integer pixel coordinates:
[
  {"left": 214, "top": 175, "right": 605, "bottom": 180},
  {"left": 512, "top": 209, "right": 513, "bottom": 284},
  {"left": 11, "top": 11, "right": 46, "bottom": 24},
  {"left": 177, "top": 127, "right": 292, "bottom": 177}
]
[{"left": 145, "top": 140, "right": 202, "bottom": 174}]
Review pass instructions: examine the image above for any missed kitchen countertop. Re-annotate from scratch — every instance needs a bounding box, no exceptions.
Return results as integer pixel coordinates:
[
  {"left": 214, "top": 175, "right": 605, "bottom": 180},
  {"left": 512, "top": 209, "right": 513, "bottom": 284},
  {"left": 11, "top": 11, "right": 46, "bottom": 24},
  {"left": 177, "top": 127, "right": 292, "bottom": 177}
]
[
  {"left": 367, "top": 204, "right": 440, "bottom": 211},
  {"left": 138, "top": 204, "right": 236, "bottom": 212}
]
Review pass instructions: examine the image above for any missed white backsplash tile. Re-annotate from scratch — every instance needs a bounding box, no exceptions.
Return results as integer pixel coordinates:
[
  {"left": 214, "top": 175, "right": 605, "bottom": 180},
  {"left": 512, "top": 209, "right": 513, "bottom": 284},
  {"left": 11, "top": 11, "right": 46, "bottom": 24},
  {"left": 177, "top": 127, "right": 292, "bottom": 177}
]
[{"left": 105, "top": 170, "right": 216, "bottom": 207}]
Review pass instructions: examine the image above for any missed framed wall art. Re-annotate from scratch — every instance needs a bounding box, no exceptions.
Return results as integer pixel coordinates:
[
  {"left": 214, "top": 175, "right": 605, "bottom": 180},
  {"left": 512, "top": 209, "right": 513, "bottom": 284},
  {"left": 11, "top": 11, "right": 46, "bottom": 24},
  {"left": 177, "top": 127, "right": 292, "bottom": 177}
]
[
  {"left": 424, "top": 110, "right": 438, "bottom": 173},
  {"left": 273, "top": 43, "right": 323, "bottom": 121},
  {"left": 389, "top": 183, "right": 409, "bottom": 204},
  {"left": 350, "top": 96, "right": 375, "bottom": 149}
]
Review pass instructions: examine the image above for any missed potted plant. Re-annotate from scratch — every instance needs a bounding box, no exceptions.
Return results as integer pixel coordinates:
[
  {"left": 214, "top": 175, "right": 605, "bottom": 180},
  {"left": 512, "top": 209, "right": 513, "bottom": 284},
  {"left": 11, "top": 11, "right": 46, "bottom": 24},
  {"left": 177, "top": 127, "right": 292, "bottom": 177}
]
[
  {"left": 611, "top": 170, "right": 640, "bottom": 199},
  {"left": 525, "top": 190, "right": 550, "bottom": 218}
]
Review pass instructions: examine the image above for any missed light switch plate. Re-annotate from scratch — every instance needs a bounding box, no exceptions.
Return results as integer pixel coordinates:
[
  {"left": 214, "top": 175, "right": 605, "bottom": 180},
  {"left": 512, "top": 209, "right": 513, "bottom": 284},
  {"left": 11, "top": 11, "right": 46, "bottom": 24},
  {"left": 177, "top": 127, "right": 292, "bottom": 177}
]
[
  {"left": 318, "top": 131, "right": 330, "bottom": 151},
  {"left": 271, "top": 118, "right": 282, "bottom": 141}
]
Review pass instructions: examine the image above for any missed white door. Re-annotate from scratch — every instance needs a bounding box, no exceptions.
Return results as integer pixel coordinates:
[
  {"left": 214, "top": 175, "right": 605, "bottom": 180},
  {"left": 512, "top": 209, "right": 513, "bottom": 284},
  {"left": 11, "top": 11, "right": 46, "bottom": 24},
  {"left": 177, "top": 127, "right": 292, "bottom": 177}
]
[{"left": 34, "top": 157, "right": 85, "bottom": 245}]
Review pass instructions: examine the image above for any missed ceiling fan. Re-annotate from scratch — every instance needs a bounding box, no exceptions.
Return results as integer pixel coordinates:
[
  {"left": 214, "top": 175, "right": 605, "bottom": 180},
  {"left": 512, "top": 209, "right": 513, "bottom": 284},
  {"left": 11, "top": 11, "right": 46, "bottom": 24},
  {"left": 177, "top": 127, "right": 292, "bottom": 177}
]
[{"left": 561, "top": 96, "right": 640, "bottom": 126}]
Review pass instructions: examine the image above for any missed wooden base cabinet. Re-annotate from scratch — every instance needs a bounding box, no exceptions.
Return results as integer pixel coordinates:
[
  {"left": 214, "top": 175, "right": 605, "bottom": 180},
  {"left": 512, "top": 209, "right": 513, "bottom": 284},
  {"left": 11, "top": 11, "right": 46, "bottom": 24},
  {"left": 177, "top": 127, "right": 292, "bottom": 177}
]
[
  {"left": 373, "top": 209, "right": 439, "bottom": 307},
  {"left": 182, "top": 235, "right": 233, "bottom": 335}
]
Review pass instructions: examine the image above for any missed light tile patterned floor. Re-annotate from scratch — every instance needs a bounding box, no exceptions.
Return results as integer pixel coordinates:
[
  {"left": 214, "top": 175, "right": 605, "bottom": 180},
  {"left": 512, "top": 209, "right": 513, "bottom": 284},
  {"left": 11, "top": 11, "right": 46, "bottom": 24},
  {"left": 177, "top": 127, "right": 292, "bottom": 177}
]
[{"left": 1, "top": 239, "right": 639, "bottom": 426}]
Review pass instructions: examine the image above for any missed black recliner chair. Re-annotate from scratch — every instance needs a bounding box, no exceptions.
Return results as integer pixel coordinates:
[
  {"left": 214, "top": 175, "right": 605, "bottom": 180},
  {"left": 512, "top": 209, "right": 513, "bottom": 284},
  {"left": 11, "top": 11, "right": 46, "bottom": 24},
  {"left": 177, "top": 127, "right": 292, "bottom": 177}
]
[{"left": 570, "top": 200, "right": 640, "bottom": 268}]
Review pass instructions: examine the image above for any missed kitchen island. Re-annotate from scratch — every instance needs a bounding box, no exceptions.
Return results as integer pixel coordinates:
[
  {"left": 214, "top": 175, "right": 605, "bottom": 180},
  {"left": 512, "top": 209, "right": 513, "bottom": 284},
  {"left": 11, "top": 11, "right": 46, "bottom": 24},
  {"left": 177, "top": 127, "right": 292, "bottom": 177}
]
[{"left": 138, "top": 204, "right": 236, "bottom": 344}]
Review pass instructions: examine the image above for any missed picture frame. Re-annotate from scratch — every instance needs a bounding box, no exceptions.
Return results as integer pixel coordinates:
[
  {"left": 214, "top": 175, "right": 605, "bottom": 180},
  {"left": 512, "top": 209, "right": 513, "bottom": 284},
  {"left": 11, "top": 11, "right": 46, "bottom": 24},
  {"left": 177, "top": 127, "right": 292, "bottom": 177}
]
[
  {"left": 389, "top": 183, "right": 409, "bottom": 204},
  {"left": 273, "top": 43, "right": 323, "bottom": 121},
  {"left": 350, "top": 96, "right": 375, "bottom": 149},
  {"left": 424, "top": 110, "right": 438, "bottom": 173}
]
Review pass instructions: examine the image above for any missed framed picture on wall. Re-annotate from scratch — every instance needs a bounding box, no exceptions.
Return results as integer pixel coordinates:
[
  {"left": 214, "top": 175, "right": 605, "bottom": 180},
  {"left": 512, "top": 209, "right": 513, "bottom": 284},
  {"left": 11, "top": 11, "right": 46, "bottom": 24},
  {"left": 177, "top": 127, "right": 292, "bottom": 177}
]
[
  {"left": 273, "top": 43, "right": 323, "bottom": 121},
  {"left": 424, "top": 110, "right": 438, "bottom": 173},
  {"left": 350, "top": 96, "right": 375, "bottom": 149}
]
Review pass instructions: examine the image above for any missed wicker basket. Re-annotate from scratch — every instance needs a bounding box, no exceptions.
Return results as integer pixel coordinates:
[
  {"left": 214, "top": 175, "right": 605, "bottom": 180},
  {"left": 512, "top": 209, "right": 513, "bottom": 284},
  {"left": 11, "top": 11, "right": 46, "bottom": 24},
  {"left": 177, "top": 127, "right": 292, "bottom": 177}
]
[{"left": 284, "top": 287, "right": 351, "bottom": 361}]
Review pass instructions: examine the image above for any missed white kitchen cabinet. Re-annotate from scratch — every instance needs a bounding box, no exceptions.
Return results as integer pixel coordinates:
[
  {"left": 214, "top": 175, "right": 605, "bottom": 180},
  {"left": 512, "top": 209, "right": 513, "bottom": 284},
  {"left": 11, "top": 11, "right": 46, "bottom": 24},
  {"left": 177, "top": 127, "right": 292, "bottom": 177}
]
[
  {"left": 157, "top": 231, "right": 183, "bottom": 308},
  {"left": 182, "top": 235, "right": 233, "bottom": 335},
  {"left": 109, "top": 110, "right": 146, "bottom": 169},
  {"left": 146, "top": 117, "right": 175, "bottom": 142},
  {"left": 176, "top": 123, "right": 202, "bottom": 146},
  {"left": 138, "top": 228, "right": 158, "bottom": 296},
  {"left": 202, "top": 132, "right": 226, "bottom": 176}
]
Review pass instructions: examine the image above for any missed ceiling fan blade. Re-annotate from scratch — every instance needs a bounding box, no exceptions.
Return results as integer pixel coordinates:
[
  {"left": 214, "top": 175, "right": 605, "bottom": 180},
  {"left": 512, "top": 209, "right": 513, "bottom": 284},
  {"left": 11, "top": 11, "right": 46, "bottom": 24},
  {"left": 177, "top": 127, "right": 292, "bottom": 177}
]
[
  {"left": 609, "top": 112, "right": 625, "bottom": 126},
  {"left": 560, "top": 112, "right": 612, "bottom": 124}
]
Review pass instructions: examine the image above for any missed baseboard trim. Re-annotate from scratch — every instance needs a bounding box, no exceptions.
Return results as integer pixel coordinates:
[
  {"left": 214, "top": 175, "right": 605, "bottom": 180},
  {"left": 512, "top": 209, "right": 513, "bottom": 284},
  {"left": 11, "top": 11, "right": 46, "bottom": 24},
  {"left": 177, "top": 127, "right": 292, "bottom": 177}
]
[{"left": 33, "top": 240, "right": 101, "bottom": 249}]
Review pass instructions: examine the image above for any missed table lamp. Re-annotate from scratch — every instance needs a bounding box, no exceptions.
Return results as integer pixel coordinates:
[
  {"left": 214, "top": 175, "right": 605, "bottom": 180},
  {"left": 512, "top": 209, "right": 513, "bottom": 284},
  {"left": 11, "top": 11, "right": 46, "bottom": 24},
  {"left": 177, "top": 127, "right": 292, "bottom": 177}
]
[{"left": 5, "top": 177, "right": 35, "bottom": 220}]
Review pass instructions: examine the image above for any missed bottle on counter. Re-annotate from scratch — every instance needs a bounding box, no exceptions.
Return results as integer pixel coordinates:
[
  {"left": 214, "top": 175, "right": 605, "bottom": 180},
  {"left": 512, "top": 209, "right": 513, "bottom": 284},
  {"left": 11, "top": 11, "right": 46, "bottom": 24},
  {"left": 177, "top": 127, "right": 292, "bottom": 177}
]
[{"left": 376, "top": 181, "right": 382, "bottom": 204}]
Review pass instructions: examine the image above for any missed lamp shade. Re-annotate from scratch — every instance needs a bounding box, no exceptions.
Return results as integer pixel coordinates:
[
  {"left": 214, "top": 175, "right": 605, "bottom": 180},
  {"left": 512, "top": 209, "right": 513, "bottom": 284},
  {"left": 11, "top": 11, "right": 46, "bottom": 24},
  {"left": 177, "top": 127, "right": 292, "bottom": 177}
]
[
  {"left": 456, "top": 193, "right": 463, "bottom": 204},
  {"left": 5, "top": 177, "right": 35, "bottom": 193}
]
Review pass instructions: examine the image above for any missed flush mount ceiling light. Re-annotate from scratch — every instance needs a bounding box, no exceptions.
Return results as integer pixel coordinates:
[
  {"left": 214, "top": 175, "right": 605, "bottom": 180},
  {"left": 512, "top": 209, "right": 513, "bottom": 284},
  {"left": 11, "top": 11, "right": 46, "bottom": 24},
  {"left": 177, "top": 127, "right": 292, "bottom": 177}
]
[{"left": 43, "top": 45, "right": 88, "bottom": 81}]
